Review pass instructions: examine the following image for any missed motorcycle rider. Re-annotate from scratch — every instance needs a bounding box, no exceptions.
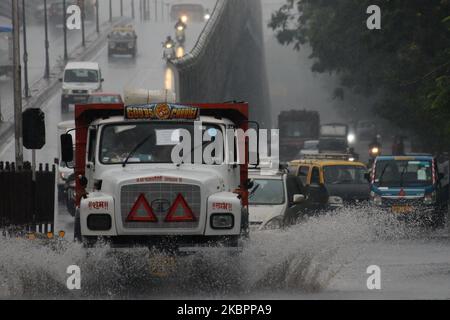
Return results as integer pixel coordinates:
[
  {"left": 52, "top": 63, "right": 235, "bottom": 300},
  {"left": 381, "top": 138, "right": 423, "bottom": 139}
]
[
  {"left": 162, "top": 36, "right": 176, "bottom": 60},
  {"left": 174, "top": 18, "right": 187, "bottom": 45}
]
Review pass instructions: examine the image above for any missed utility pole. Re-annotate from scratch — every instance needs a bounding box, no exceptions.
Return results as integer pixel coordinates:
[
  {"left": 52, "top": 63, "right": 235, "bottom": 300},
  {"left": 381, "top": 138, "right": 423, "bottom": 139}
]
[
  {"left": 131, "top": 0, "right": 135, "bottom": 19},
  {"left": 44, "top": 0, "right": 50, "bottom": 79},
  {"left": 155, "top": 0, "right": 157, "bottom": 22},
  {"left": 120, "top": 0, "right": 123, "bottom": 17},
  {"left": 22, "top": 0, "right": 29, "bottom": 98},
  {"left": 81, "top": 0, "right": 85, "bottom": 47},
  {"left": 109, "top": 0, "right": 112, "bottom": 22},
  {"left": 63, "top": 0, "right": 68, "bottom": 60},
  {"left": 12, "top": 0, "right": 24, "bottom": 167},
  {"left": 95, "top": 0, "right": 99, "bottom": 33}
]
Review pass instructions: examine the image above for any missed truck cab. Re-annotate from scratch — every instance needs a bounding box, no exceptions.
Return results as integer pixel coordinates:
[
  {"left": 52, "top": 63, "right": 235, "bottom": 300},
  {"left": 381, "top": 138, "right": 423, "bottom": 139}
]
[
  {"left": 370, "top": 155, "right": 448, "bottom": 227},
  {"left": 61, "top": 102, "right": 251, "bottom": 252}
]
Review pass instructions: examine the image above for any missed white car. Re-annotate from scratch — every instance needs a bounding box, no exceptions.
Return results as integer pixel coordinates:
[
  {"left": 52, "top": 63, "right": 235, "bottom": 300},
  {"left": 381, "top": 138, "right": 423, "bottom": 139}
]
[
  {"left": 60, "top": 62, "right": 104, "bottom": 111},
  {"left": 249, "top": 170, "right": 306, "bottom": 230}
]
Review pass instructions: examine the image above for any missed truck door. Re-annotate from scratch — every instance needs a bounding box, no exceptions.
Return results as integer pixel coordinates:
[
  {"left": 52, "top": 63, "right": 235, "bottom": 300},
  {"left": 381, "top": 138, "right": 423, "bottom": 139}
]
[{"left": 86, "top": 127, "right": 97, "bottom": 190}]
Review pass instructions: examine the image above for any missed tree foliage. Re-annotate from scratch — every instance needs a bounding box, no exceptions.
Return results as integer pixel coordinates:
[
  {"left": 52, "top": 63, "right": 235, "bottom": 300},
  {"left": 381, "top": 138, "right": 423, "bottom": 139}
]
[{"left": 269, "top": 0, "right": 450, "bottom": 151}]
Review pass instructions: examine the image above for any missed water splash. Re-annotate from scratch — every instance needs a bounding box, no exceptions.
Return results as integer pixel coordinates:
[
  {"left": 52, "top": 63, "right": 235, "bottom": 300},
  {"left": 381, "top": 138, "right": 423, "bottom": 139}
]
[{"left": 0, "top": 206, "right": 437, "bottom": 299}]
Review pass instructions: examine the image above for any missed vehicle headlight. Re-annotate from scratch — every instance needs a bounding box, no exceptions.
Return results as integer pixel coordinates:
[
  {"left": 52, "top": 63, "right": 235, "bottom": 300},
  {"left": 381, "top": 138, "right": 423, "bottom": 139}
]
[
  {"left": 128, "top": 42, "right": 134, "bottom": 48},
  {"left": 370, "top": 147, "right": 380, "bottom": 155},
  {"left": 210, "top": 213, "right": 234, "bottom": 229},
  {"left": 424, "top": 192, "right": 436, "bottom": 205},
  {"left": 109, "top": 42, "right": 115, "bottom": 49},
  {"left": 263, "top": 216, "right": 284, "bottom": 230},
  {"left": 181, "top": 15, "right": 188, "bottom": 23},
  {"left": 328, "top": 196, "right": 344, "bottom": 206},
  {"left": 370, "top": 191, "right": 382, "bottom": 205},
  {"left": 347, "top": 133, "right": 356, "bottom": 144},
  {"left": 204, "top": 13, "right": 211, "bottom": 20}
]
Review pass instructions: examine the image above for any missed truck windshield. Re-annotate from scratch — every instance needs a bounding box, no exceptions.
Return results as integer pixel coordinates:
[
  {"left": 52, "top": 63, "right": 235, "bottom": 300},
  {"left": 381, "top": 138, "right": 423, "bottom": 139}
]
[
  {"left": 281, "top": 121, "right": 315, "bottom": 138},
  {"left": 249, "top": 179, "right": 285, "bottom": 205},
  {"left": 374, "top": 160, "right": 433, "bottom": 187},
  {"left": 324, "top": 165, "right": 367, "bottom": 185},
  {"left": 64, "top": 69, "right": 99, "bottom": 83},
  {"left": 319, "top": 138, "right": 347, "bottom": 152},
  {"left": 100, "top": 122, "right": 222, "bottom": 165}
]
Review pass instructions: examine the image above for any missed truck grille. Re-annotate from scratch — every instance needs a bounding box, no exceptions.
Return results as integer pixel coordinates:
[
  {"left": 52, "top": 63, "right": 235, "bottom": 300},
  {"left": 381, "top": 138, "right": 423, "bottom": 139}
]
[{"left": 120, "top": 183, "right": 201, "bottom": 229}]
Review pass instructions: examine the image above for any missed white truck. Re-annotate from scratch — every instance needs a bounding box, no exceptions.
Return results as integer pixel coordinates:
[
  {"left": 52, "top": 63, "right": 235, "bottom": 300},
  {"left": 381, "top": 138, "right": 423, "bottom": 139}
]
[{"left": 60, "top": 100, "right": 252, "bottom": 252}]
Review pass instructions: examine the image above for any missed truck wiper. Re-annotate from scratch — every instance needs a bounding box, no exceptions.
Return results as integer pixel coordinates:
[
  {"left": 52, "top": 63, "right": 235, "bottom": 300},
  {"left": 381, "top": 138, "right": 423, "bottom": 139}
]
[
  {"left": 177, "top": 140, "right": 211, "bottom": 166},
  {"left": 377, "top": 164, "right": 389, "bottom": 186},
  {"left": 122, "top": 133, "right": 154, "bottom": 168}
]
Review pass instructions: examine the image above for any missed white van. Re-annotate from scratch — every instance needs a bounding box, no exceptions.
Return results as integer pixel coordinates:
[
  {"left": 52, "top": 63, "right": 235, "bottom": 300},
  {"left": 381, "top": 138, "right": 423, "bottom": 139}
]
[{"left": 60, "top": 62, "right": 103, "bottom": 111}]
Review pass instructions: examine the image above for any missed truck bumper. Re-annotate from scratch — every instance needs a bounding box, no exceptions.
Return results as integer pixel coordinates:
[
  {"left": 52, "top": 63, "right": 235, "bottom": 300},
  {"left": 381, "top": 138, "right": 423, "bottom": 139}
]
[{"left": 82, "top": 235, "right": 242, "bottom": 253}]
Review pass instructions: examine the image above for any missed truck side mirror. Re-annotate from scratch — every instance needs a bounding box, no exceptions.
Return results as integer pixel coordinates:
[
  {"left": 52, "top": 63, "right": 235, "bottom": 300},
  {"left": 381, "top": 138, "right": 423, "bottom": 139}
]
[{"left": 61, "top": 134, "right": 74, "bottom": 164}]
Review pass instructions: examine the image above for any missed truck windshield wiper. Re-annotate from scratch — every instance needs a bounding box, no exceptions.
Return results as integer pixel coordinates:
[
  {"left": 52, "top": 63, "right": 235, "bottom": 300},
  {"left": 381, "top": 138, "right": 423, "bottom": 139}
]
[
  {"left": 377, "top": 164, "right": 389, "bottom": 186},
  {"left": 122, "top": 133, "right": 154, "bottom": 168}
]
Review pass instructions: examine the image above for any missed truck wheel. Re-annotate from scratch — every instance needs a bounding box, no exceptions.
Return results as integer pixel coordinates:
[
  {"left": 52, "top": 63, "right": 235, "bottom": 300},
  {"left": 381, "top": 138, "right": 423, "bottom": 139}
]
[{"left": 74, "top": 208, "right": 82, "bottom": 242}]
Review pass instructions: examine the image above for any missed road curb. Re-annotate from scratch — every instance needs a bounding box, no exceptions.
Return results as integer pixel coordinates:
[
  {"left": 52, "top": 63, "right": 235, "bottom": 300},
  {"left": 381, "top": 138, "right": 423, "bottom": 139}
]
[{"left": 0, "top": 18, "right": 129, "bottom": 148}]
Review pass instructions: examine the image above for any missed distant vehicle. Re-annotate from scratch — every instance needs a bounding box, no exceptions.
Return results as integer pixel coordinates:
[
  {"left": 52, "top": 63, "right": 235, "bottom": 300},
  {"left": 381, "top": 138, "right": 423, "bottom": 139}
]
[
  {"left": 170, "top": 3, "right": 206, "bottom": 23},
  {"left": 60, "top": 61, "right": 104, "bottom": 111},
  {"left": 87, "top": 93, "right": 123, "bottom": 104},
  {"left": 297, "top": 140, "right": 319, "bottom": 158},
  {"left": 319, "top": 123, "right": 349, "bottom": 154},
  {"left": 57, "top": 121, "right": 75, "bottom": 202},
  {"left": 175, "top": 19, "right": 187, "bottom": 46},
  {"left": 278, "top": 110, "right": 320, "bottom": 162},
  {"left": 48, "top": 0, "right": 77, "bottom": 25},
  {"left": 289, "top": 156, "right": 370, "bottom": 209},
  {"left": 370, "top": 155, "right": 448, "bottom": 227},
  {"left": 249, "top": 170, "right": 306, "bottom": 230},
  {"left": 356, "top": 120, "right": 377, "bottom": 141},
  {"left": 108, "top": 26, "right": 138, "bottom": 58},
  {"left": 0, "top": 23, "right": 13, "bottom": 77}
]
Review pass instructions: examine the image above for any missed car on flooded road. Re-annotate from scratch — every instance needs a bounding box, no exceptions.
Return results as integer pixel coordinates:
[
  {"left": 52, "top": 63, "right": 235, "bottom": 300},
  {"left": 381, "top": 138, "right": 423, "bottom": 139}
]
[
  {"left": 289, "top": 155, "right": 370, "bottom": 212},
  {"left": 248, "top": 170, "right": 306, "bottom": 230},
  {"left": 370, "top": 155, "right": 448, "bottom": 227},
  {"left": 87, "top": 93, "right": 123, "bottom": 104},
  {"left": 107, "top": 25, "right": 138, "bottom": 58}
]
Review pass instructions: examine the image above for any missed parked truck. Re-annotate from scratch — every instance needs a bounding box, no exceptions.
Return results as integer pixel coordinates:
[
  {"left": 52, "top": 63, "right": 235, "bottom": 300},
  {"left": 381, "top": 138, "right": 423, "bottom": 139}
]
[
  {"left": 60, "top": 100, "right": 251, "bottom": 253},
  {"left": 278, "top": 110, "right": 320, "bottom": 162},
  {"left": 318, "top": 123, "right": 349, "bottom": 154}
]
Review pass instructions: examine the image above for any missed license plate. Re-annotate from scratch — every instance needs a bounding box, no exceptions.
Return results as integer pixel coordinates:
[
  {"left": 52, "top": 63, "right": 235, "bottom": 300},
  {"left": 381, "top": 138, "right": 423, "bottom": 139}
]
[
  {"left": 392, "top": 205, "right": 413, "bottom": 214},
  {"left": 149, "top": 255, "right": 176, "bottom": 277}
]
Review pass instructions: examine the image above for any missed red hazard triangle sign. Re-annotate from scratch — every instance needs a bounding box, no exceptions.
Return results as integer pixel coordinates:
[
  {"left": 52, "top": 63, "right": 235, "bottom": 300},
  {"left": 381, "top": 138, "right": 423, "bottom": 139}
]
[
  {"left": 126, "top": 194, "right": 158, "bottom": 222},
  {"left": 165, "top": 194, "right": 196, "bottom": 222}
]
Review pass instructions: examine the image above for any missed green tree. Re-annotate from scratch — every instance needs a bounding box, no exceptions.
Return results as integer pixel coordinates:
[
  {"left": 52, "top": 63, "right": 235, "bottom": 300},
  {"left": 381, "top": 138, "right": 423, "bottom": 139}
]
[{"left": 270, "top": 0, "right": 450, "bottom": 151}]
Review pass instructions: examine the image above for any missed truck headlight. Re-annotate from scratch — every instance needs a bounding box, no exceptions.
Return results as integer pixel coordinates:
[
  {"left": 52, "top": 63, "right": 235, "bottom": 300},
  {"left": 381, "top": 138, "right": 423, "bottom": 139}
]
[
  {"left": 210, "top": 213, "right": 234, "bottom": 229},
  {"left": 370, "top": 192, "right": 382, "bottom": 206},
  {"left": 424, "top": 192, "right": 436, "bottom": 205},
  {"left": 87, "top": 214, "right": 112, "bottom": 231}
]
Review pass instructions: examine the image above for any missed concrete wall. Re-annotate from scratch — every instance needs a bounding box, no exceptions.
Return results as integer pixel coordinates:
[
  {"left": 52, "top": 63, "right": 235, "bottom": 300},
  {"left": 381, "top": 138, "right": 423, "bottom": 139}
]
[{"left": 169, "top": 0, "right": 272, "bottom": 127}]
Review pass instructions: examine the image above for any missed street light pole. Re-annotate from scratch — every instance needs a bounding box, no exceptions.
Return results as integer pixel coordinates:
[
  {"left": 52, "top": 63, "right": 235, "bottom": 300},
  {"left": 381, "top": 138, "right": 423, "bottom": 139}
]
[
  {"left": 96, "top": 0, "right": 99, "bottom": 33},
  {"left": 44, "top": 0, "right": 50, "bottom": 79},
  {"left": 63, "top": 0, "right": 68, "bottom": 60},
  {"left": 81, "top": 0, "right": 85, "bottom": 47},
  {"left": 22, "top": 0, "right": 29, "bottom": 98},
  {"left": 120, "top": 0, "right": 123, "bottom": 17},
  {"left": 109, "top": 0, "right": 112, "bottom": 22},
  {"left": 131, "top": 0, "right": 135, "bottom": 19},
  {"left": 12, "top": 0, "right": 24, "bottom": 167}
]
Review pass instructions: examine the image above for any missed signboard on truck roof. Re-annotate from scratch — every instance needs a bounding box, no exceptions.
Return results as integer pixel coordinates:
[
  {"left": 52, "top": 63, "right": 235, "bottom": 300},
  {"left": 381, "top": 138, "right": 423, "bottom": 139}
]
[{"left": 125, "top": 103, "right": 200, "bottom": 121}]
